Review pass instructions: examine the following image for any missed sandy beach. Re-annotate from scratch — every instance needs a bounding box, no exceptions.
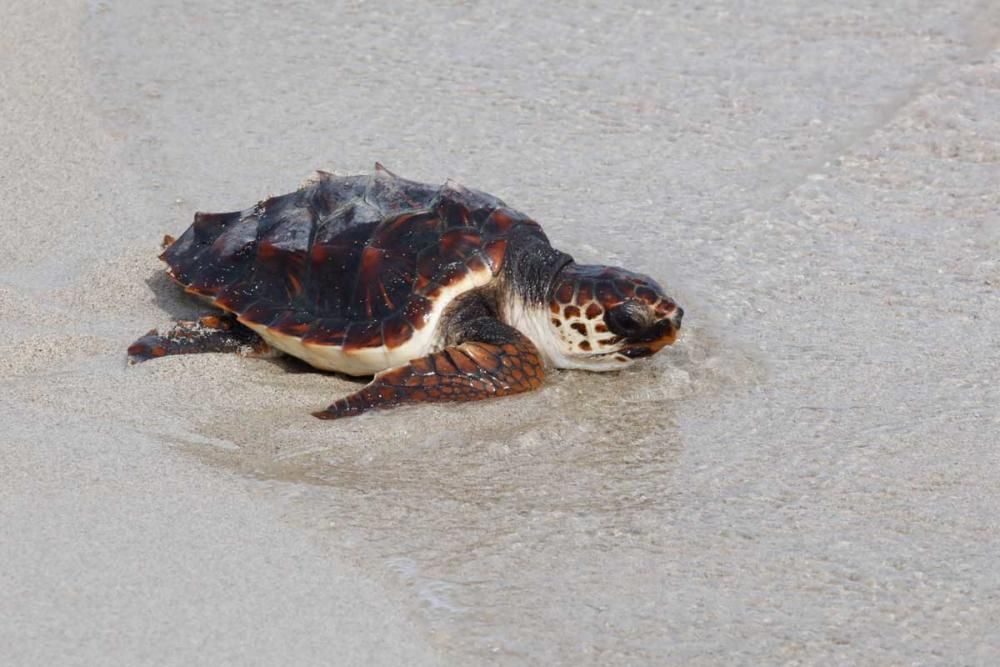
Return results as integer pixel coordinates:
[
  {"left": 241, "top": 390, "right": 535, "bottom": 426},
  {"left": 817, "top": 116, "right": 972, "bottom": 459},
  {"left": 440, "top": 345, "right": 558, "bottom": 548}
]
[{"left": 2, "top": 0, "right": 999, "bottom": 664}]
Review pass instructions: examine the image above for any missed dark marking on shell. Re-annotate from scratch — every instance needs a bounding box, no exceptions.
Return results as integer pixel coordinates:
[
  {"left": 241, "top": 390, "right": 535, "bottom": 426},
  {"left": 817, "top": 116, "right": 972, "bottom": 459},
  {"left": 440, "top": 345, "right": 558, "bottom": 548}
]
[
  {"left": 481, "top": 238, "right": 507, "bottom": 273},
  {"left": 435, "top": 198, "right": 471, "bottom": 229},
  {"left": 403, "top": 295, "right": 434, "bottom": 329},
  {"left": 303, "top": 318, "right": 349, "bottom": 346},
  {"left": 371, "top": 211, "right": 440, "bottom": 251},
  {"left": 353, "top": 246, "right": 416, "bottom": 320},
  {"left": 365, "top": 169, "right": 439, "bottom": 215},
  {"left": 240, "top": 302, "right": 281, "bottom": 326},
  {"left": 271, "top": 311, "right": 319, "bottom": 338},
  {"left": 381, "top": 315, "right": 413, "bottom": 349},
  {"left": 163, "top": 211, "right": 248, "bottom": 290},
  {"left": 302, "top": 172, "right": 368, "bottom": 219},
  {"left": 344, "top": 320, "right": 384, "bottom": 351},
  {"left": 439, "top": 228, "right": 482, "bottom": 259},
  {"left": 482, "top": 209, "right": 517, "bottom": 237},
  {"left": 211, "top": 217, "right": 258, "bottom": 261}
]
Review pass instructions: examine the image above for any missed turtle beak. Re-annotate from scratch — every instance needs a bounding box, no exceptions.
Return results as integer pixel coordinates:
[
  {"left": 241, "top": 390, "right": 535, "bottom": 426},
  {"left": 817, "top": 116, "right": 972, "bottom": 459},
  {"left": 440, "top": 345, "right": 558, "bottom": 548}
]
[{"left": 620, "top": 308, "right": 682, "bottom": 358}]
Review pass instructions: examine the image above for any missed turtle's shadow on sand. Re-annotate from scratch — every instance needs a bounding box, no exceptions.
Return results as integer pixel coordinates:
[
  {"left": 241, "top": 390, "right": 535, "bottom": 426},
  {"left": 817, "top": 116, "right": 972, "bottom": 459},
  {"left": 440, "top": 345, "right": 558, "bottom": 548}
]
[
  {"left": 142, "top": 269, "right": 369, "bottom": 383},
  {"left": 145, "top": 269, "right": 201, "bottom": 321}
]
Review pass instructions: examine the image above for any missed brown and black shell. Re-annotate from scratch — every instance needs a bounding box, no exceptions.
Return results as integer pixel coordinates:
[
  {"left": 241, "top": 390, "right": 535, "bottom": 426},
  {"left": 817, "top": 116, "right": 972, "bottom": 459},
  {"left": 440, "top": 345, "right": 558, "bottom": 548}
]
[{"left": 160, "top": 166, "right": 549, "bottom": 352}]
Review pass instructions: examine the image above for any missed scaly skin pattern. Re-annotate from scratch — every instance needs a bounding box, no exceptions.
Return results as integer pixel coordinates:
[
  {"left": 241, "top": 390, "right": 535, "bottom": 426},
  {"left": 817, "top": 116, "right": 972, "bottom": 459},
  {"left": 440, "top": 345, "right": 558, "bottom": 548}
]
[
  {"left": 545, "top": 264, "right": 683, "bottom": 367},
  {"left": 313, "top": 331, "right": 543, "bottom": 419},
  {"left": 127, "top": 315, "right": 272, "bottom": 362}
]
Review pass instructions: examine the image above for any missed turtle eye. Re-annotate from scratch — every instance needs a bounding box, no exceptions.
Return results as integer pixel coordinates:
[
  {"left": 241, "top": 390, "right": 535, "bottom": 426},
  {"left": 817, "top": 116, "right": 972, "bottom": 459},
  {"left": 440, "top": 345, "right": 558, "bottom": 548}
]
[{"left": 605, "top": 301, "right": 648, "bottom": 337}]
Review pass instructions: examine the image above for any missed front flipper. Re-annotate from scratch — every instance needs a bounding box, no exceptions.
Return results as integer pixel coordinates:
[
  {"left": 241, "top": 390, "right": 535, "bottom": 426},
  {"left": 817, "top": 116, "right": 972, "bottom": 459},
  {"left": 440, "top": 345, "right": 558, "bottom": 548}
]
[
  {"left": 128, "top": 314, "right": 275, "bottom": 363},
  {"left": 313, "top": 319, "right": 544, "bottom": 420}
]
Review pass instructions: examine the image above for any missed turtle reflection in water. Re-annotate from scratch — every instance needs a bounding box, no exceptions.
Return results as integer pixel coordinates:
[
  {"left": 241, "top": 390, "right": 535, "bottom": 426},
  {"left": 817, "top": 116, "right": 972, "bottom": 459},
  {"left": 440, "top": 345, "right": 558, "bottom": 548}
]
[{"left": 129, "top": 165, "right": 684, "bottom": 419}]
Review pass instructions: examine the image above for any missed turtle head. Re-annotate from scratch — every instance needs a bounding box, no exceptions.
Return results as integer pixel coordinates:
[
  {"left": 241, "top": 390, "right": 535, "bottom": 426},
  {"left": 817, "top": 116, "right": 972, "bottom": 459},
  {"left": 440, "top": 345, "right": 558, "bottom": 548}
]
[{"left": 544, "top": 264, "right": 683, "bottom": 370}]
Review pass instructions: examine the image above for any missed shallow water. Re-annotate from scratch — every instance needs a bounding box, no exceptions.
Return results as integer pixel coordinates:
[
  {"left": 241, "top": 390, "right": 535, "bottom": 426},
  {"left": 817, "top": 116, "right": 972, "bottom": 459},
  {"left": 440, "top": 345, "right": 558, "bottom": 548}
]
[{"left": 14, "top": 0, "right": 996, "bottom": 662}]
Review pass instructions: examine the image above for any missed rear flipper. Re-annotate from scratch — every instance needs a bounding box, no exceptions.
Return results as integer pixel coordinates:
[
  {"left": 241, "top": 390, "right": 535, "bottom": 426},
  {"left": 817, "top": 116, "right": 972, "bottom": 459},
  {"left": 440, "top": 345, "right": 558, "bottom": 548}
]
[
  {"left": 313, "top": 318, "right": 544, "bottom": 419},
  {"left": 128, "top": 314, "right": 275, "bottom": 363}
]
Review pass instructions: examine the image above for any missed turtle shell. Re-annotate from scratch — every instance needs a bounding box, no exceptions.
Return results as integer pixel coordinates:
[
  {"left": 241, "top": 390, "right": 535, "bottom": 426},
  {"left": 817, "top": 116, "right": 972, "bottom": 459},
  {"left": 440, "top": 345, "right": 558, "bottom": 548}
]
[{"left": 160, "top": 166, "right": 548, "bottom": 373}]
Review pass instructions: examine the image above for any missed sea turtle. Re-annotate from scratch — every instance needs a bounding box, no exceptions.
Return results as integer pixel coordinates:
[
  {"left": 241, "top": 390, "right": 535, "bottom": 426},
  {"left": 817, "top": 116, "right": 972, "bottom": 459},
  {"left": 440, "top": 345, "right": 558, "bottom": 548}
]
[{"left": 129, "top": 165, "right": 684, "bottom": 419}]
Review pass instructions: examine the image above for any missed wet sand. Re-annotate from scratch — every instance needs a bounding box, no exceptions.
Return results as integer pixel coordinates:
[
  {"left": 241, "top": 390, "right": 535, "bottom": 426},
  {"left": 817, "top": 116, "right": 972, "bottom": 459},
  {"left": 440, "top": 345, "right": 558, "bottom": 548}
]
[{"left": 3, "top": 0, "right": 999, "bottom": 664}]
